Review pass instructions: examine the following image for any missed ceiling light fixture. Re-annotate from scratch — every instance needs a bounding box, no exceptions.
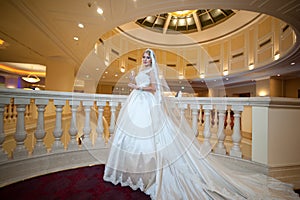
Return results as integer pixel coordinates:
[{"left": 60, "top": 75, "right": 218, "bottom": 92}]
[
  {"left": 120, "top": 66, "right": 126, "bottom": 73},
  {"left": 200, "top": 73, "right": 205, "bottom": 79},
  {"left": 73, "top": 36, "right": 79, "bottom": 41},
  {"left": 248, "top": 63, "right": 254, "bottom": 70},
  {"left": 78, "top": 23, "right": 84, "bottom": 28},
  {"left": 22, "top": 74, "right": 40, "bottom": 83},
  {"left": 97, "top": 7, "right": 103, "bottom": 15}
]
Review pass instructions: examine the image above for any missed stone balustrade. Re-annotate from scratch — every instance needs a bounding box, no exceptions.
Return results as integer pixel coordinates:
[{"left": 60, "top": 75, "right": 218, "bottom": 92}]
[{"left": 0, "top": 88, "right": 299, "bottom": 189}]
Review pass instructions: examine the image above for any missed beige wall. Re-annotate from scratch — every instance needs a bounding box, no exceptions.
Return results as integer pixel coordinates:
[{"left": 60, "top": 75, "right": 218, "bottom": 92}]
[
  {"left": 268, "top": 107, "right": 300, "bottom": 166},
  {"left": 98, "top": 84, "right": 113, "bottom": 94},
  {"left": 256, "top": 78, "right": 270, "bottom": 96},
  {"left": 285, "top": 78, "right": 300, "bottom": 98},
  {"left": 45, "top": 58, "right": 76, "bottom": 92},
  {"left": 225, "top": 84, "right": 256, "bottom": 97},
  {"left": 270, "top": 78, "right": 284, "bottom": 97}
]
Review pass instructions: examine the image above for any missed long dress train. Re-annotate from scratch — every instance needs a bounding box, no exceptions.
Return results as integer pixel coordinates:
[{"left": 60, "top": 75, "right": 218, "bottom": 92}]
[{"left": 103, "top": 67, "right": 299, "bottom": 200}]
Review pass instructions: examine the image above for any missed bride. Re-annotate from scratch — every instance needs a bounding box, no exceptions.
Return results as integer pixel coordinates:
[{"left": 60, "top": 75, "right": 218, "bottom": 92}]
[{"left": 103, "top": 48, "right": 299, "bottom": 199}]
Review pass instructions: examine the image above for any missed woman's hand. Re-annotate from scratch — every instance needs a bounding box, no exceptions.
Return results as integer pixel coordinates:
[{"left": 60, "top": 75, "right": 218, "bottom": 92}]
[
  {"left": 129, "top": 71, "right": 135, "bottom": 83},
  {"left": 128, "top": 83, "right": 139, "bottom": 89}
]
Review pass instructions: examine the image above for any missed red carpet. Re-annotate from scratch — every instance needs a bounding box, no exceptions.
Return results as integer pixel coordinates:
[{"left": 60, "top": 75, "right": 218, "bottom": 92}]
[{"left": 0, "top": 165, "right": 151, "bottom": 200}]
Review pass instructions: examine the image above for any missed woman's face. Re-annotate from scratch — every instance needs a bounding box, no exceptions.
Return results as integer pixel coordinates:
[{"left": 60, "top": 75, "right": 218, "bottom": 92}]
[{"left": 142, "top": 52, "right": 152, "bottom": 67}]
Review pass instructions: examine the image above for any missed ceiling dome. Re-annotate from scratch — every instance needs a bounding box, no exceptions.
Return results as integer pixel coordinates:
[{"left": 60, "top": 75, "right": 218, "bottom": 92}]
[{"left": 136, "top": 9, "right": 235, "bottom": 34}]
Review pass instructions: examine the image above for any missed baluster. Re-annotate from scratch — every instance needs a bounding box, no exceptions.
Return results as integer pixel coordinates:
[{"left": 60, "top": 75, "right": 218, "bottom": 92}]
[
  {"left": 82, "top": 101, "right": 93, "bottom": 148},
  {"left": 68, "top": 101, "right": 80, "bottom": 150},
  {"left": 0, "top": 98, "right": 10, "bottom": 161},
  {"left": 211, "top": 109, "right": 218, "bottom": 131},
  {"left": 13, "top": 98, "right": 30, "bottom": 159},
  {"left": 51, "top": 100, "right": 65, "bottom": 152},
  {"left": 96, "top": 101, "right": 107, "bottom": 145},
  {"left": 214, "top": 105, "right": 227, "bottom": 155},
  {"left": 202, "top": 104, "right": 213, "bottom": 149},
  {"left": 109, "top": 101, "right": 118, "bottom": 134},
  {"left": 230, "top": 105, "right": 244, "bottom": 158},
  {"left": 190, "top": 104, "right": 200, "bottom": 136},
  {"left": 32, "top": 99, "right": 48, "bottom": 155}
]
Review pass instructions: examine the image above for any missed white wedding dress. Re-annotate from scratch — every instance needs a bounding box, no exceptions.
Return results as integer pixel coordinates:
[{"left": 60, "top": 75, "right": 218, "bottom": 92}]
[{"left": 103, "top": 67, "right": 299, "bottom": 200}]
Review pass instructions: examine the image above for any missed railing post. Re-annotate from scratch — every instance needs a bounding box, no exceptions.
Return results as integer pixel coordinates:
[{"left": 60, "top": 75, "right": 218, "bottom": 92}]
[
  {"left": 68, "top": 101, "right": 80, "bottom": 150},
  {"left": 82, "top": 101, "right": 94, "bottom": 148},
  {"left": 0, "top": 98, "right": 10, "bottom": 161},
  {"left": 190, "top": 104, "right": 200, "bottom": 136},
  {"left": 109, "top": 101, "right": 118, "bottom": 135},
  {"left": 178, "top": 102, "right": 188, "bottom": 122},
  {"left": 13, "top": 98, "right": 30, "bottom": 159},
  {"left": 96, "top": 101, "right": 106, "bottom": 145},
  {"left": 32, "top": 99, "right": 48, "bottom": 155},
  {"left": 203, "top": 104, "right": 213, "bottom": 149},
  {"left": 230, "top": 105, "right": 244, "bottom": 158},
  {"left": 51, "top": 100, "right": 65, "bottom": 152},
  {"left": 214, "top": 105, "right": 227, "bottom": 155}
]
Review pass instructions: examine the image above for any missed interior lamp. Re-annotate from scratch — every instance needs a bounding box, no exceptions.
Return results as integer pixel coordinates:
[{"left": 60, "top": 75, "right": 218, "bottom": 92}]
[
  {"left": 248, "top": 63, "right": 254, "bottom": 70},
  {"left": 274, "top": 52, "right": 280, "bottom": 60},
  {"left": 22, "top": 74, "right": 40, "bottom": 83},
  {"left": 120, "top": 66, "right": 126, "bottom": 73}
]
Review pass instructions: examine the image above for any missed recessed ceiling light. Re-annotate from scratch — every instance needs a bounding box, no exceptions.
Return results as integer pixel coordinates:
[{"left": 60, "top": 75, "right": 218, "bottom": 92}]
[
  {"left": 78, "top": 23, "right": 84, "bottom": 28},
  {"left": 290, "top": 62, "right": 295, "bottom": 65},
  {"left": 73, "top": 36, "right": 79, "bottom": 41},
  {"left": 97, "top": 7, "right": 103, "bottom": 15},
  {"left": 248, "top": 64, "right": 254, "bottom": 70},
  {"left": 223, "top": 70, "right": 228, "bottom": 76},
  {"left": 114, "top": 74, "right": 118, "bottom": 77},
  {"left": 277, "top": 74, "right": 280, "bottom": 77},
  {"left": 274, "top": 52, "right": 280, "bottom": 60},
  {"left": 96, "top": 67, "right": 99, "bottom": 71},
  {"left": 226, "top": 78, "right": 229, "bottom": 80}
]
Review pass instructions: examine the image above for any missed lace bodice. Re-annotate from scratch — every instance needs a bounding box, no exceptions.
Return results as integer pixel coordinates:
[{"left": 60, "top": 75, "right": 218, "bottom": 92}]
[{"left": 135, "top": 68, "right": 152, "bottom": 88}]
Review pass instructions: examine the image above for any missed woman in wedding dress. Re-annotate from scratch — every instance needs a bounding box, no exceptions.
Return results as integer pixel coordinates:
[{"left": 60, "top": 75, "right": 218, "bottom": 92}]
[{"left": 103, "top": 48, "right": 299, "bottom": 200}]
